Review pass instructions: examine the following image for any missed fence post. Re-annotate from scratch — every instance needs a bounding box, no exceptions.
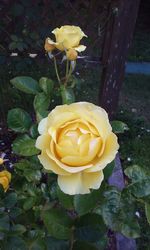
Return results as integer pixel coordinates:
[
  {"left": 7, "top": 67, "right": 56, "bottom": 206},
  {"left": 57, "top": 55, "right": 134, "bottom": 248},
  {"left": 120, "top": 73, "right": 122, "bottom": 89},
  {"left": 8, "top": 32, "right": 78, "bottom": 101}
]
[{"left": 99, "top": 0, "right": 141, "bottom": 119}]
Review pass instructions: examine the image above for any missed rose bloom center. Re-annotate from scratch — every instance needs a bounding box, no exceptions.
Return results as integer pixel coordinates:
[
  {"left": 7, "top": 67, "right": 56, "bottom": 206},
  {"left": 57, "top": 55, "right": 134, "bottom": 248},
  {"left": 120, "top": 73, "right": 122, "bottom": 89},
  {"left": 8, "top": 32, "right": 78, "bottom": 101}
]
[{"left": 54, "top": 121, "right": 103, "bottom": 167}]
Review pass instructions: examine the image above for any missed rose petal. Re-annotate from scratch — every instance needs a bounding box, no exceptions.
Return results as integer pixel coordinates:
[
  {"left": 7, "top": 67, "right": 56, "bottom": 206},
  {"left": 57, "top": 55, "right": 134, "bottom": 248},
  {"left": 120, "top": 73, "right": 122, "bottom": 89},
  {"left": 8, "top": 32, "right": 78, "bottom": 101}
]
[
  {"left": 61, "top": 137, "right": 101, "bottom": 166},
  {"left": 58, "top": 172, "right": 89, "bottom": 195},
  {"left": 82, "top": 170, "right": 104, "bottom": 189},
  {"left": 56, "top": 143, "right": 78, "bottom": 158},
  {"left": 58, "top": 170, "right": 103, "bottom": 195},
  {"left": 46, "top": 148, "right": 93, "bottom": 173},
  {"left": 85, "top": 132, "right": 119, "bottom": 172},
  {"left": 38, "top": 151, "right": 69, "bottom": 175},
  {"left": 75, "top": 45, "right": 86, "bottom": 52},
  {"left": 35, "top": 134, "right": 50, "bottom": 150},
  {"left": 48, "top": 110, "right": 77, "bottom": 130},
  {"left": 38, "top": 118, "right": 48, "bottom": 134}
]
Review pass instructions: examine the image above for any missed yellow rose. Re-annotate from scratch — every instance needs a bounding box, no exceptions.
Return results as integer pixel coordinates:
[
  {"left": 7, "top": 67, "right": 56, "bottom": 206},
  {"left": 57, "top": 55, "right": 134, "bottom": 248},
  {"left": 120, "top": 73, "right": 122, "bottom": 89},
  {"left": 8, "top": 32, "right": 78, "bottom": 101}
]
[
  {"left": 0, "top": 170, "right": 11, "bottom": 191},
  {"left": 47, "top": 25, "right": 87, "bottom": 52},
  {"left": 36, "top": 102, "right": 119, "bottom": 195}
]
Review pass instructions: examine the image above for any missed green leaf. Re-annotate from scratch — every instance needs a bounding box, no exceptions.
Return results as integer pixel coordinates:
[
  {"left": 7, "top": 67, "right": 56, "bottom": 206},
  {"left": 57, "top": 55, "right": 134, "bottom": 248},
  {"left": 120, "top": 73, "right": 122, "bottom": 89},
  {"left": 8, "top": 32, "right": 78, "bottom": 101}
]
[
  {"left": 7, "top": 108, "right": 32, "bottom": 133},
  {"left": 73, "top": 241, "right": 98, "bottom": 250},
  {"left": 36, "top": 110, "right": 49, "bottom": 122},
  {"left": 10, "top": 76, "right": 40, "bottom": 94},
  {"left": 0, "top": 214, "right": 10, "bottom": 232},
  {"left": 34, "top": 92, "right": 50, "bottom": 113},
  {"left": 23, "top": 196, "right": 36, "bottom": 210},
  {"left": 57, "top": 187, "right": 74, "bottom": 209},
  {"left": 74, "top": 188, "right": 103, "bottom": 216},
  {"left": 120, "top": 221, "right": 140, "bottom": 239},
  {"left": 10, "top": 224, "right": 26, "bottom": 235},
  {"left": 145, "top": 203, "right": 150, "bottom": 225},
  {"left": 61, "top": 86, "right": 75, "bottom": 104},
  {"left": 101, "top": 187, "right": 121, "bottom": 230},
  {"left": 75, "top": 213, "right": 107, "bottom": 243},
  {"left": 12, "top": 134, "right": 40, "bottom": 156},
  {"left": 103, "top": 160, "right": 115, "bottom": 179},
  {"left": 42, "top": 208, "right": 72, "bottom": 240},
  {"left": 30, "top": 124, "right": 39, "bottom": 138},
  {"left": 94, "top": 238, "right": 108, "bottom": 250},
  {"left": 15, "top": 158, "right": 41, "bottom": 171},
  {"left": 28, "top": 238, "right": 46, "bottom": 250},
  {"left": 4, "top": 193, "right": 17, "bottom": 208},
  {"left": 128, "top": 178, "right": 150, "bottom": 198},
  {"left": 15, "top": 159, "right": 42, "bottom": 182},
  {"left": 9, "top": 207, "right": 22, "bottom": 219},
  {"left": 101, "top": 187, "right": 140, "bottom": 238},
  {"left": 111, "top": 121, "right": 129, "bottom": 134},
  {"left": 24, "top": 169, "right": 41, "bottom": 182},
  {"left": 75, "top": 213, "right": 106, "bottom": 229},
  {"left": 125, "top": 165, "right": 150, "bottom": 198},
  {"left": 14, "top": 160, "right": 31, "bottom": 170},
  {"left": 46, "top": 237, "right": 69, "bottom": 250},
  {"left": 5, "top": 236, "right": 27, "bottom": 250},
  {"left": 125, "top": 165, "right": 149, "bottom": 183},
  {"left": 39, "top": 77, "right": 54, "bottom": 95}
]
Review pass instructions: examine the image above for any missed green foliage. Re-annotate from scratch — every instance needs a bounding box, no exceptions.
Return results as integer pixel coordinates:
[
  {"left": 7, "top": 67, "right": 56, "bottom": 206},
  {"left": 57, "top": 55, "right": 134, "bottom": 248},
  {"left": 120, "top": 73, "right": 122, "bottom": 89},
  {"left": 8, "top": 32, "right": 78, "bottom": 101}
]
[
  {"left": 74, "top": 187, "right": 104, "bottom": 216},
  {"left": 39, "top": 77, "right": 54, "bottom": 95},
  {"left": 101, "top": 187, "right": 140, "bottom": 238},
  {"left": 10, "top": 76, "right": 40, "bottom": 94},
  {"left": 128, "top": 178, "right": 150, "bottom": 198},
  {"left": 12, "top": 134, "right": 40, "bottom": 156},
  {"left": 103, "top": 161, "right": 115, "bottom": 179},
  {"left": 111, "top": 121, "right": 129, "bottom": 134},
  {"left": 34, "top": 92, "right": 50, "bottom": 122},
  {"left": 57, "top": 187, "right": 74, "bottom": 209},
  {"left": 30, "top": 124, "right": 39, "bottom": 139},
  {"left": 75, "top": 213, "right": 107, "bottom": 248},
  {"left": 46, "top": 237, "right": 69, "bottom": 250},
  {"left": 0, "top": 214, "right": 10, "bottom": 232},
  {"left": 61, "top": 86, "right": 75, "bottom": 104},
  {"left": 4, "top": 193, "right": 17, "bottom": 208},
  {"left": 125, "top": 165, "right": 150, "bottom": 197},
  {"left": 72, "top": 240, "right": 98, "bottom": 250},
  {"left": 4, "top": 236, "right": 28, "bottom": 250},
  {"left": 34, "top": 93, "right": 50, "bottom": 113},
  {"left": 42, "top": 208, "right": 73, "bottom": 240},
  {"left": 7, "top": 108, "right": 32, "bottom": 133},
  {"left": 14, "top": 159, "right": 42, "bottom": 183},
  {"left": 145, "top": 203, "right": 150, "bottom": 225},
  {"left": 125, "top": 165, "right": 148, "bottom": 182}
]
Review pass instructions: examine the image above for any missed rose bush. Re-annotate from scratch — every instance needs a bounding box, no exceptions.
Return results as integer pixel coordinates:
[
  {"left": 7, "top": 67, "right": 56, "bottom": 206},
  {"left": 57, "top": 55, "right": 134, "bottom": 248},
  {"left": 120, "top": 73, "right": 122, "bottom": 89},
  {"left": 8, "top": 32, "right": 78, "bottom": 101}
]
[
  {"left": 36, "top": 102, "right": 119, "bottom": 195},
  {"left": 46, "top": 25, "right": 87, "bottom": 53},
  {"left": 4, "top": 24, "right": 148, "bottom": 248}
]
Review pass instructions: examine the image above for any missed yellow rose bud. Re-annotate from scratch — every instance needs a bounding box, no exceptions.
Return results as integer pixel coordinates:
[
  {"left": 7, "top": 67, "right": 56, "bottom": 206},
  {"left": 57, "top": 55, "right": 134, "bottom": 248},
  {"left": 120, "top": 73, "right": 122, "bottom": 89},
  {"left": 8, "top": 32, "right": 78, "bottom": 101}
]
[
  {"left": 66, "top": 49, "right": 78, "bottom": 61},
  {"left": 36, "top": 102, "right": 119, "bottom": 195},
  {"left": 48, "top": 25, "right": 87, "bottom": 53},
  {"left": 0, "top": 158, "right": 4, "bottom": 165},
  {"left": 0, "top": 170, "right": 11, "bottom": 191},
  {"left": 44, "top": 38, "right": 55, "bottom": 52}
]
